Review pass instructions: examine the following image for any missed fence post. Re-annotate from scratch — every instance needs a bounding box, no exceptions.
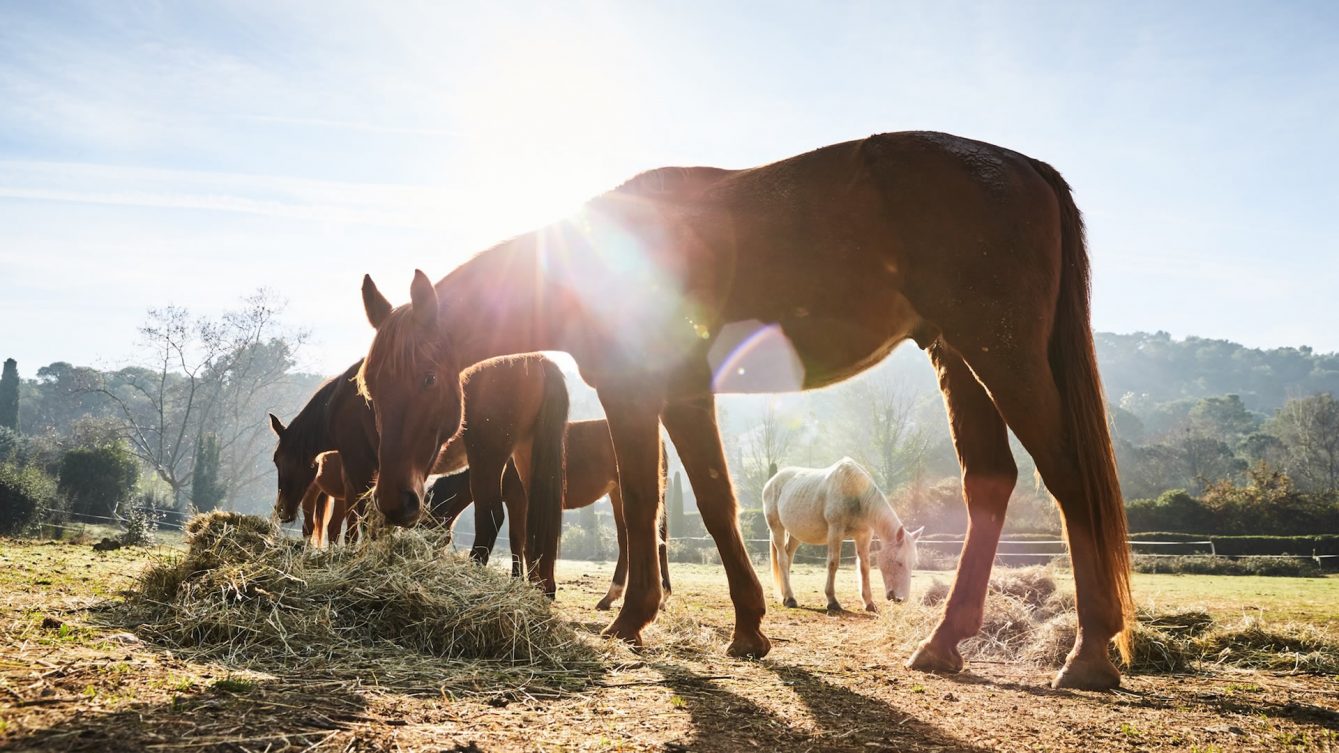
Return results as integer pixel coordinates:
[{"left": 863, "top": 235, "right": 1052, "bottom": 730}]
[{"left": 1209, "top": 540, "right": 1216, "bottom": 558}]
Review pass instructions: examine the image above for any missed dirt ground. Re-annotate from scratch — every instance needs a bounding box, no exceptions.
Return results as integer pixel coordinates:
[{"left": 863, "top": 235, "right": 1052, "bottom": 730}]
[{"left": 1, "top": 540, "right": 1336, "bottom": 752}]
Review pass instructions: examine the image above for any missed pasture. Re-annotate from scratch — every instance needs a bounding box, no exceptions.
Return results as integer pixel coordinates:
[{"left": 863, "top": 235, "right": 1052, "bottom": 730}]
[{"left": 2, "top": 537, "right": 1336, "bottom": 752}]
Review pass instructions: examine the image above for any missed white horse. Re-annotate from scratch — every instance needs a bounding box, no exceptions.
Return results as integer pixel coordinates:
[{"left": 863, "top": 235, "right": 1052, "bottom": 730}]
[{"left": 763, "top": 457, "right": 923, "bottom": 612}]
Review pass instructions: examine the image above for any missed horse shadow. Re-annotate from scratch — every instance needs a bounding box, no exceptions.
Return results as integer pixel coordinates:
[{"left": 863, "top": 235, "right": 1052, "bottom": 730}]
[
  {"left": 0, "top": 678, "right": 372, "bottom": 752},
  {"left": 652, "top": 661, "right": 992, "bottom": 753}
]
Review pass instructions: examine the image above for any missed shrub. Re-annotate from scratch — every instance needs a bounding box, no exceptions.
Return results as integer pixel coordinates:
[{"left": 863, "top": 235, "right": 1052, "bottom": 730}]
[
  {"left": 0, "top": 462, "right": 59, "bottom": 536},
  {"left": 122, "top": 499, "right": 163, "bottom": 547},
  {"left": 1132, "top": 555, "right": 1322, "bottom": 577},
  {"left": 58, "top": 443, "right": 138, "bottom": 520}
]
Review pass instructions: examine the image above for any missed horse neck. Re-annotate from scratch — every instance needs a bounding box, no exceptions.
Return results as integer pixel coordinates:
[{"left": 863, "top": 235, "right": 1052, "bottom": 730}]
[
  {"left": 868, "top": 496, "right": 902, "bottom": 540},
  {"left": 439, "top": 232, "right": 570, "bottom": 367}
]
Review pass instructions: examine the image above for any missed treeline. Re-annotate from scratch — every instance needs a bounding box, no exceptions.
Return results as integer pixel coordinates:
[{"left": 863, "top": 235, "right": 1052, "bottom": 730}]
[{"left": 0, "top": 292, "right": 321, "bottom": 535}]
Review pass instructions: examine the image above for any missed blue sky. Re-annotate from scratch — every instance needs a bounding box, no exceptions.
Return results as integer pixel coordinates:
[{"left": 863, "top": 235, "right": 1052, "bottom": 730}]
[{"left": 2, "top": 1, "right": 1336, "bottom": 375}]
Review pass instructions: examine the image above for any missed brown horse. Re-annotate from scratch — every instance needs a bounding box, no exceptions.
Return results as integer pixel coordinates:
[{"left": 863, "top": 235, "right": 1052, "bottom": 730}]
[
  {"left": 269, "top": 359, "right": 378, "bottom": 537},
  {"left": 429, "top": 418, "right": 671, "bottom": 610},
  {"left": 358, "top": 131, "right": 1133, "bottom": 689},
  {"left": 270, "top": 354, "right": 569, "bottom": 592}
]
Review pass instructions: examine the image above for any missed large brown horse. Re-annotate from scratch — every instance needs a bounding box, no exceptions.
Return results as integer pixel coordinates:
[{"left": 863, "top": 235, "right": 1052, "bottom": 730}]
[
  {"left": 358, "top": 131, "right": 1133, "bottom": 689},
  {"left": 429, "top": 418, "right": 671, "bottom": 610},
  {"left": 270, "top": 354, "right": 569, "bottom": 591}
]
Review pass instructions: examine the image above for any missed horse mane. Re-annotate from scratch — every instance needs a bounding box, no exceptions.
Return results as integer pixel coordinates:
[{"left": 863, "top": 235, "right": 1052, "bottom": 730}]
[
  {"left": 606, "top": 166, "right": 733, "bottom": 200},
  {"left": 355, "top": 305, "right": 444, "bottom": 399}
]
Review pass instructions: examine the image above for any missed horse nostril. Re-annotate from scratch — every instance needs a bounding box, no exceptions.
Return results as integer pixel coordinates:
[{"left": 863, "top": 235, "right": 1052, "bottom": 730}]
[{"left": 398, "top": 490, "right": 423, "bottom": 525}]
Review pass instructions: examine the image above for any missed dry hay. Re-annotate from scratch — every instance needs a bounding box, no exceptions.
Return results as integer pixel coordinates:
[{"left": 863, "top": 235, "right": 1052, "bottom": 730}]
[
  {"left": 886, "top": 565, "right": 1339, "bottom": 676},
  {"left": 118, "top": 512, "right": 608, "bottom": 699}
]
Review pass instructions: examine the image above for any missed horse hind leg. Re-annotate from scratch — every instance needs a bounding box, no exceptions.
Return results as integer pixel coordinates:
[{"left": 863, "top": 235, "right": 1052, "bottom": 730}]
[
  {"left": 956, "top": 339, "right": 1126, "bottom": 690},
  {"left": 765, "top": 511, "right": 796, "bottom": 608},
  {"left": 596, "top": 486, "right": 628, "bottom": 611},
  {"left": 908, "top": 341, "right": 1017, "bottom": 675}
]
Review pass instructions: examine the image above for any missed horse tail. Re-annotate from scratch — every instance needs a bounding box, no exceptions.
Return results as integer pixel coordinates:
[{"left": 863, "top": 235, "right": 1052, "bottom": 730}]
[
  {"left": 1029, "top": 157, "right": 1134, "bottom": 663},
  {"left": 526, "top": 359, "right": 570, "bottom": 586}
]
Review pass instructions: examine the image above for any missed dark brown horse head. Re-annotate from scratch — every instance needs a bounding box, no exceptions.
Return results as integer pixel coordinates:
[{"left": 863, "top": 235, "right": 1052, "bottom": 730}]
[
  {"left": 357, "top": 271, "right": 463, "bottom": 526},
  {"left": 269, "top": 412, "right": 317, "bottom": 523}
]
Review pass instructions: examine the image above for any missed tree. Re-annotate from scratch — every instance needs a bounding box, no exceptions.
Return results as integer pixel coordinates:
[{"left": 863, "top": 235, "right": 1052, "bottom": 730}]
[
  {"left": 0, "top": 358, "right": 18, "bottom": 431},
  {"left": 834, "top": 371, "right": 929, "bottom": 494},
  {"left": 668, "top": 470, "right": 686, "bottom": 537},
  {"left": 738, "top": 401, "right": 796, "bottom": 506},
  {"left": 191, "top": 433, "right": 225, "bottom": 512},
  {"left": 57, "top": 442, "right": 139, "bottom": 520},
  {"left": 91, "top": 290, "right": 306, "bottom": 508},
  {"left": 1189, "top": 394, "right": 1259, "bottom": 444},
  {"left": 1270, "top": 393, "right": 1339, "bottom": 495}
]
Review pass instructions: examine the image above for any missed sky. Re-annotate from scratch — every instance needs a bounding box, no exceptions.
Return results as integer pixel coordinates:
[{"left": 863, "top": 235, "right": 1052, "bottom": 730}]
[{"left": 2, "top": 0, "right": 1337, "bottom": 377}]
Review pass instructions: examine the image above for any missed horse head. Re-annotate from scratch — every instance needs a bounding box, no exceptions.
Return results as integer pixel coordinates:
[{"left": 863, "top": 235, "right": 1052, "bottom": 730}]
[
  {"left": 269, "top": 412, "right": 317, "bottom": 523},
  {"left": 876, "top": 524, "right": 924, "bottom": 602},
  {"left": 357, "top": 271, "right": 463, "bottom": 527}
]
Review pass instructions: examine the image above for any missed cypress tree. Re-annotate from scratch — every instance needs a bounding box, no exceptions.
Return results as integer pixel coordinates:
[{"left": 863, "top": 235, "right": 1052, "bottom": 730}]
[
  {"left": 669, "top": 470, "right": 686, "bottom": 537},
  {"left": 190, "top": 433, "right": 225, "bottom": 512},
  {"left": 0, "top": 359, "right": 18, "bottom": 431}
]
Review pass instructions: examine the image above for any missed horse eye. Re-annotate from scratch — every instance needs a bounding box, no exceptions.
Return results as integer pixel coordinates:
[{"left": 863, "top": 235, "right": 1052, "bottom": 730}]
[{"left": 422, "top": 373, "right": 437, "bottom": 389}]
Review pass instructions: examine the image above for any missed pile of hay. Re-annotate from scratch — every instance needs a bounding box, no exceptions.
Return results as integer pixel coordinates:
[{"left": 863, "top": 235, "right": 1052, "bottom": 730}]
[
  {"left": 120, "top": 512, "right": 606, "bottom": 698},
  {"left": 881, "top": 566, "right": 1339, "bottom": 676}
]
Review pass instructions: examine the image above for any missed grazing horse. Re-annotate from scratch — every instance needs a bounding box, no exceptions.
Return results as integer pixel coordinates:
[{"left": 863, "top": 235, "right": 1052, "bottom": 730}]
[
  {"left": 270, "top": 354, "right": 569, "bottom": 592},
  {"left": 763, "top": 458, "right": 922, "bottom": 613},
  {"left": 270, "top": 360, "right": 378, "bottom": 538},
  {"left": 429, "top": 418, "right": 672, "bottom": 610},
  {"left": 357, "top": 131, "right": 1132, "bottom": 689}
]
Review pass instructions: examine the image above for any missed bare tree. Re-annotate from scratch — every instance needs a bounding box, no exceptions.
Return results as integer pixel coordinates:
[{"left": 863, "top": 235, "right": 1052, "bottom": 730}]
[
  {"left": 91, "top": 290, "right": 305, "bottom": 509},
  {"left": 738, "top": 401, "right": 796, "bottom": 505},
  {"left": 835, "top": 372, "right": 930, "bottom": 494}
]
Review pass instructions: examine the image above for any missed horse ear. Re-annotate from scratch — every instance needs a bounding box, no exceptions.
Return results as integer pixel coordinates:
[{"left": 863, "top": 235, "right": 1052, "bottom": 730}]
[
  {"left": 362, "top": 274, "right": 393, "bottom": 330},
  {"left": 895, "top": 525, "right": 906, "bottom": 544},
  {"left": 410, "top": 269, "right": 438, "bottom": 330},
  {"left": 268, "top": 413, "right": 286, "bottom": 436},
  {"left": 910, "top": 526, "right": 925, "bottom": 541}
]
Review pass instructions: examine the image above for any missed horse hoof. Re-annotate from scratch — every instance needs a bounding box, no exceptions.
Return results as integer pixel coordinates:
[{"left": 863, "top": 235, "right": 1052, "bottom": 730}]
[
  {"left": 907, "top": 639, "right": 964, "bottom": 674},
  {"left": 594, "top": 599, "right": 614, "bottom": 611},
  {"left": 600, "top": 620, "right": 644, "bottom": 647},
  {"left": 1052, "top": 656, "right": 1121, "bottom": 690},
  {"left": 864, "top": 603, "right": 879, "bottom": 614},
  {"left": 826, "top": 602, "right": 844, "bottom": 615},
  {"left": 727, "top": 630, "right": 771, "bottom": 660},
  {"left": 782, "top": 597, "right": 798, "bottom": 609}
]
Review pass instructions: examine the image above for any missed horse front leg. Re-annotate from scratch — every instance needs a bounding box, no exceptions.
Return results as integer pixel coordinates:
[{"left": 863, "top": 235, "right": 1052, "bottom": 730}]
[
  {"left": 855, "top": 531, "right": 877, "bottom": 612},
  {"left": 598, "top": 387, "right": 666, "bottom": 646},
  {"left": 661, "top": 394, "right": 770, "bottom": 658}
]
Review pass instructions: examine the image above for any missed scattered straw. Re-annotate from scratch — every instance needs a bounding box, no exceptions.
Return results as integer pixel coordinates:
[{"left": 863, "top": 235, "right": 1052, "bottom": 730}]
[
  {"left": 116, "top": 512, "right": 608, "bottom": 699},
  {"left": 883, "top": 566, "right": 1339, "bottom": 676}
]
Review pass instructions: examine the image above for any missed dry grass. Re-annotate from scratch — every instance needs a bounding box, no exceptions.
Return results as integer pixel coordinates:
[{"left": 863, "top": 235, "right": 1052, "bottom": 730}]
[
  {"left": 115, "top": 512, "right": 610, "bottom": 699},
  {"left": 882, "top": 565, "right": 1339, "bottom": 676}
]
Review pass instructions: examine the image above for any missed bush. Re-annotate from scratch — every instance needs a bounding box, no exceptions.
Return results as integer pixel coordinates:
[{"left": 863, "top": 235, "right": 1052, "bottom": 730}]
[
  {"left": 122, "top": 500, "right": 163, "bottom": 547},
  {"left": 560, "top": 521, "right": 615, "bottom": 562},
  {"left": 1133, "top": 555, "right": 1322, "bottom": 577},
  {"left": 0, "top": 462, "right": 59, "bottom": 536},
  {"left": 58, "top": 443, "right": 138, "bottom": 520}
]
